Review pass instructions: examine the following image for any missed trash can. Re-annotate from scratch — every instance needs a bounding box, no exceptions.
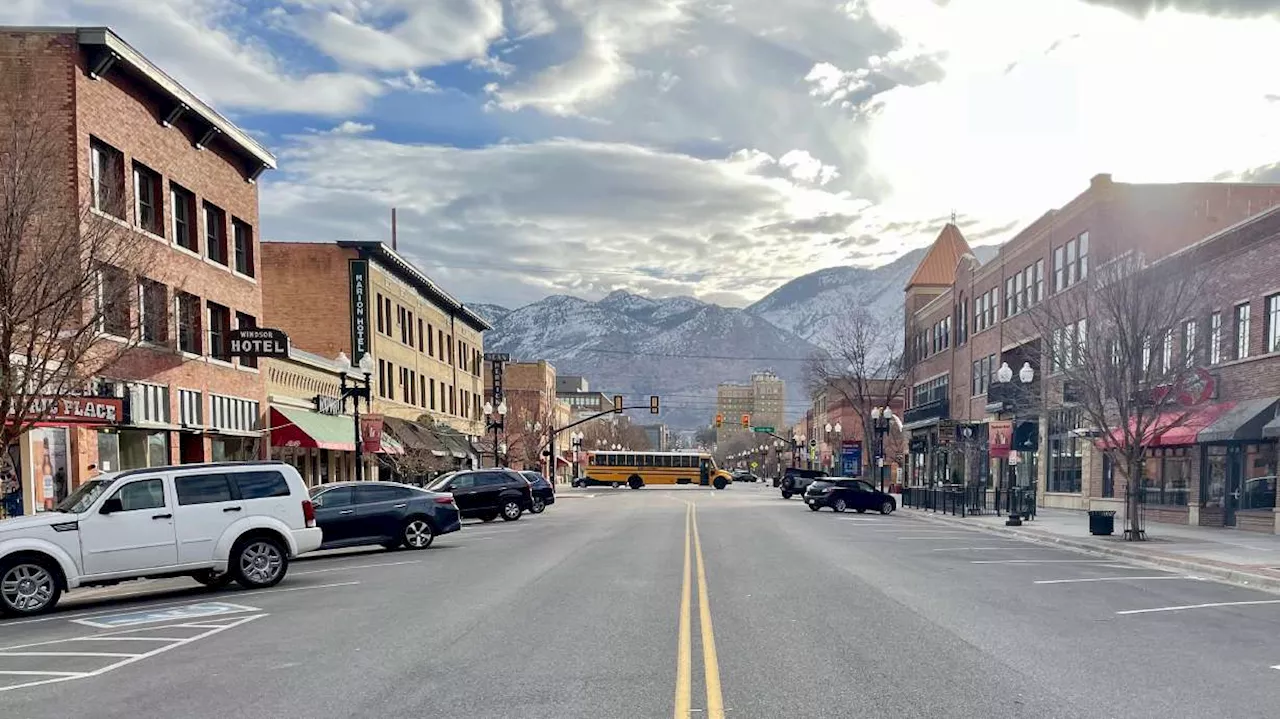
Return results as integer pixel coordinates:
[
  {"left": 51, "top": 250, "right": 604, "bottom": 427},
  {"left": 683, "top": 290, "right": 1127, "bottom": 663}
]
[{"left": 1088, "top": 510, "right": 1115, "bottom": 536}]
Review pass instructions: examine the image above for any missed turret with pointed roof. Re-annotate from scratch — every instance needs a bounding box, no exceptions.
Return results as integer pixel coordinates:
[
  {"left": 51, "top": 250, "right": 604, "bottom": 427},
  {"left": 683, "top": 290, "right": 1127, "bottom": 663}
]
[{"left": 905, "top": 223, "right": 972, "bottom": 290}]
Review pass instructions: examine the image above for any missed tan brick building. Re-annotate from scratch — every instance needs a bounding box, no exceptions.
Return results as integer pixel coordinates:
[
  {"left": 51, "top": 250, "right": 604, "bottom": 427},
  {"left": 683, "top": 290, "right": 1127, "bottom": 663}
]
[
  {"left": 0, "top": 27, "right": 275, "bottom": 515},
  {"left": 260, "top": 241, "right": 490, "bottom": 449}
]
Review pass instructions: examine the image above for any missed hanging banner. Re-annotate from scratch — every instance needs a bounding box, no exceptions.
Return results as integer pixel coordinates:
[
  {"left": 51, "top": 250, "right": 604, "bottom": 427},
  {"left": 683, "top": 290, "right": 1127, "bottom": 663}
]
[
  {"left": 360, "top": 413, "right": 384, "bottom": 453},
  {"left": 840, "top": 440, "right": 862, "bottom": 476},
  {"left": 988, "top": 420, "right": 1013, "bottom": 459}
]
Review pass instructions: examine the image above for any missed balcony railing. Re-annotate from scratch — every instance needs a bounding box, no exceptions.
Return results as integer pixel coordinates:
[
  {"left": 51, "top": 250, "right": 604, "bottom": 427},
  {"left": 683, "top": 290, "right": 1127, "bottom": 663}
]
[{"left": 903, "top": 398, "right": 948, "bottom": 425}]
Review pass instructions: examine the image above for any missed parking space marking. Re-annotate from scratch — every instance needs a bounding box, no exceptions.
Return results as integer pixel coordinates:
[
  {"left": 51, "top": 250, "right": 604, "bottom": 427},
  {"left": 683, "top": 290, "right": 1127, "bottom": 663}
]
[
  {"left": 0, "top": 613, "right": 265, "bottom": 693},
  {"left": 293, "top": 560, "right": 421, "bottom": 576},
  {"left": 897, "top": 536, "right": 979, "bottom": 540},
  {"left": 71, "top": 602, "right": 257, "bottom": 629},
  {"left": 1034, "top": 576, "right": 1190, "bottom": 585},
  {"left": 0, "top": 651, "right": 138, "bottom": 658},
  {"left": 971, "top": 559, "right": 1117, "bottom": 565},
  {"left": 1116, "top": 599, "right": 1280, "bottom": 616},
  {"left": 931, "top": 547, "right": 1029, "bottom": 552}
]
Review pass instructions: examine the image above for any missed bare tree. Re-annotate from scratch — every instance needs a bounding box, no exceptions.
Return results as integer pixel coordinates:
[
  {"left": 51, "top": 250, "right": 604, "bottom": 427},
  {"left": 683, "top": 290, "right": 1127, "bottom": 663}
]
[
  {"left": 0, "top": 66, "right": 170, "bottom": 456},
  {"left": 806, "top": 308, "right": 908, "bottom": 475},
  {"left": 1023, "top": 251, "right": 1212, "bottom": 540},
  {"left": 381, "top": 445, "right": 449, "bottom": 485}
]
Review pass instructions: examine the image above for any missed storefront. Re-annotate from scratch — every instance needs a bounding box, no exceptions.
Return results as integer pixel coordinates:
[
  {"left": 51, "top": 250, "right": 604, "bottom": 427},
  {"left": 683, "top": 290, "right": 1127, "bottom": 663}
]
[
  {"left": 269, "top": 404, "right": 393, "bottom": 486},
  {"left": 2, "top": 395, "right": 124, "bottom": 517},
  {"left": 1197, "top": 397, "right": 1279, "bottom": 531}
]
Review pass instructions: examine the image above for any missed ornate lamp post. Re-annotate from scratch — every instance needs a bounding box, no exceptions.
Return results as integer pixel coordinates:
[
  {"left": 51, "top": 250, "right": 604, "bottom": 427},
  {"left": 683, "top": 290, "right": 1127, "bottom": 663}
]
[
  {"left": 483, "top": 399, "right": 508, "bottom": 467},
  {"left": 870, "top": 407, "right": 896, "bottom": 492}
]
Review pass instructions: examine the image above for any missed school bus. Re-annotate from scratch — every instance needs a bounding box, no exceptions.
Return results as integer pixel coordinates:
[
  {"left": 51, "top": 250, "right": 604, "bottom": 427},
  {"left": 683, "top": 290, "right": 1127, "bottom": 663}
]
[{"left": 583, "top": 451, "right": 734, "bottom": 489}]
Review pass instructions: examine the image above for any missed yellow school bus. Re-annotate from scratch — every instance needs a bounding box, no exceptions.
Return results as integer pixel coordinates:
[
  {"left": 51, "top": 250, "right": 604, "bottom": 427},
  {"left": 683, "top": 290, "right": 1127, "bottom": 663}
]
[{"left": 584, "top": 451, "right": 734, "bottom": 489}]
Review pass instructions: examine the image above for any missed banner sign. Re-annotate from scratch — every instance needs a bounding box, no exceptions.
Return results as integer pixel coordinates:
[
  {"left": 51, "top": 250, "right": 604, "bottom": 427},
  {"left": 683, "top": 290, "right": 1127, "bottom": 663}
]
[
  {"left": 349, "top": 259, "right": 371, "bottom": 365},
  {"left": 228, "top": 328, "right": 289, "bottom": 358},
  {"left": 840, "top": 440, "right": 862, "bottom": 476},
  {"left": 989, "top": 420, "right": 1013, "bottom": 459},
  {"left": 360, "top": 413, "right": 384, "bottom": 453},
  {"left": 12, "top": 396, "right": 124, "bottom": 424}
]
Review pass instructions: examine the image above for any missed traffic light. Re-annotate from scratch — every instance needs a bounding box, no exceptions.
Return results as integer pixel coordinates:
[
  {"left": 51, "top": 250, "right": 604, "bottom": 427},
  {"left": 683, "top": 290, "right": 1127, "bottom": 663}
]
[
  {"left": 741, "top": 414, "right": 750, "bottom": 429},
  {"left": 649, "top": 395, "right": 660, "bottom": 414},
  {"left": 715, "top": 413, "right": 723, "bottom": 428},
  {"left": 613, "top": 394, "right": 624, "bottom": 413}
]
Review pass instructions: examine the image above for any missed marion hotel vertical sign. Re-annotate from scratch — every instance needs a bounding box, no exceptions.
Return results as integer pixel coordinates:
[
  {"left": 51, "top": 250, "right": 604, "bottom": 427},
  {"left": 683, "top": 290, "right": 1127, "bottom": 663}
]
[{"left": 349, "top": 258, "right": 371, "bottom": 365}]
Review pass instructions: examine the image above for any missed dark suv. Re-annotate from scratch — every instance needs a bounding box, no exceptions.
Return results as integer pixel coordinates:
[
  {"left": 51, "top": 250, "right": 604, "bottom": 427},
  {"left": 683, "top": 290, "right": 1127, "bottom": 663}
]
[
  {"left": 519, "top": 471, "right": 556, "bottom": 514},
  {"left": 780, "top": 467, "right": 827, "bottom": 499},
  {"left": 426, "top": 469, "right": 533, "bottom": 522}
]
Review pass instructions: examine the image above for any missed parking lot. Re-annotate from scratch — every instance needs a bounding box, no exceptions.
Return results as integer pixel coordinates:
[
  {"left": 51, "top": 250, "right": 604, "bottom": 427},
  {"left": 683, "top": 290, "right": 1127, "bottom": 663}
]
[{"left": 2, "top": 483, "right": 1278, "bottom": 718}]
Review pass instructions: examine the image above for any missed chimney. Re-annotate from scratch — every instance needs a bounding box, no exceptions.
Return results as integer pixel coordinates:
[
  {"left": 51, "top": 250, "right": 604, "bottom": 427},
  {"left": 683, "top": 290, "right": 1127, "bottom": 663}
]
[{"left": 391, "top": 207, "right": 398, "bottom": 251}]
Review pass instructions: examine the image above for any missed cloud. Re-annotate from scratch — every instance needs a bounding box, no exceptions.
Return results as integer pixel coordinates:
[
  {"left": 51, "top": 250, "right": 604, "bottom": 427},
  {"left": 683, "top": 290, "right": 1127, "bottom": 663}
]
[
  {"left": 329, "top": 120, "right": 374, "bottom": 135},
  {"left": 1080, "top": 0, "right": 1280, "bottom": 18}
]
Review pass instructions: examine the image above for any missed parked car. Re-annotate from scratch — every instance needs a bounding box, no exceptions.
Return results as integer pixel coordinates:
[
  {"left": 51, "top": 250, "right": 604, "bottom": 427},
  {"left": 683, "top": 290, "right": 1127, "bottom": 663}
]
[
  {"left": 0, "top": 461, "right": 322, "bottom": 616},
  {"left": 426, "top": 469, "right": 533, "bottom": 522},
  {"left": 732, "top": 470, "right": 758, "bottom": 483},
  {"left": 309, "top": 481, "right": 460, "bottom": 551},
  {"left": 518, "top": 471, "right": 556, "bottom": 513},
  {"left": 804, "top": 477, "right": 897, "bottom": 514},
  {"left": 780, "top": 467, "right": 827, "bottom": 499}
]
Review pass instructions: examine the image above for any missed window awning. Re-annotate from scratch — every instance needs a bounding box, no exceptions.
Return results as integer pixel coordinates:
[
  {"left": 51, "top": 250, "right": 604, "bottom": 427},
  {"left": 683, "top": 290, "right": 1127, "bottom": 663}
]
[
  {"left": 1263, "top": 414, "right": 1280, "bottom": 439},
  {"left": 382, "top": 416, "right": 450, "bottom": 456},
  {"left": 1099, "top": 402, "right": 1235, "bottom": 449},
  {"left": 270, "top": 405, "right": 403, "bottom": 454},
  {"left": 1198, "top": 397, "right": 1280, "bottom": 443}
]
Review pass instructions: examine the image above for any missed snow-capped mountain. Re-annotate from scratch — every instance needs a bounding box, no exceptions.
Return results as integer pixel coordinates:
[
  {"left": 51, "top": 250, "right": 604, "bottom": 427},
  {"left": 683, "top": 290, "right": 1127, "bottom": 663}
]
[{"left": 747, "top": 246, "right": 999, "bottom": 349}]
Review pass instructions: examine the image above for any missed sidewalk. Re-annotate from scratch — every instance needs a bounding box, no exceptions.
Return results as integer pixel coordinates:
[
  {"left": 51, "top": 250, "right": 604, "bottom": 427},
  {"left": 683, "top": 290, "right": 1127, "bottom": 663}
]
[{"left": 903, "top": 504, "right": 1280, "bottom": 593}]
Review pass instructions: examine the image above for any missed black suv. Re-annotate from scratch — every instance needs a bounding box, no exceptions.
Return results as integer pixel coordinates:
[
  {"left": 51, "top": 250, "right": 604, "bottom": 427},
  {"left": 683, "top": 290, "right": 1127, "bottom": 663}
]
[
  {"left": 426, "top": 469, "right": 533, "bottom": 522},
  {"left": 780, "top": 467, "right": 827, "bottom": 499},
  {"left": 519, "top": 471, "right": 556, "bottom": 514},
  {"left": 805, "top": 477, "right": 897, "bottom": 514}
]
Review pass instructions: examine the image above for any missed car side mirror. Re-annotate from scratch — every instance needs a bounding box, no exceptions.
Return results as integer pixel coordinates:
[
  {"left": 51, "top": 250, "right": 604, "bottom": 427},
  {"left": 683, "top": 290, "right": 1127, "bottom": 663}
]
[{"left": 100, "top": 497, "right": 123, "bottom": 514}]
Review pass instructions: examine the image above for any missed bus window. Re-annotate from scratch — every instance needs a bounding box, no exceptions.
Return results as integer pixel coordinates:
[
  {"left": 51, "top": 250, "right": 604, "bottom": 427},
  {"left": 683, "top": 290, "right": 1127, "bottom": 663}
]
[
  {"left": 641, "top": 454, "right": 651, "bottom": 467},
  {"left": 625, "top": 454, "right": 635, "bottom": 466},
  {"left": 680, "top": 456, "right": 691, "bottom": 468},
  {"left": 659, "top": 455, "right": 670, "bottom": 468},
  {"left": 588, "top": 455, "right": 595, "bottom": 466}
]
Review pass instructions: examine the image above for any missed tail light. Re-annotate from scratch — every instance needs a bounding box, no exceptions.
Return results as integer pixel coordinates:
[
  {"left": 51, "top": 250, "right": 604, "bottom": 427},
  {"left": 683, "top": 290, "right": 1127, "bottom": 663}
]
[
  {"left": 301, "top": 499, "right": 316, "bottom": 528},
  {"left": 434, "top": 495, "right": 455, "bottom": 505}
]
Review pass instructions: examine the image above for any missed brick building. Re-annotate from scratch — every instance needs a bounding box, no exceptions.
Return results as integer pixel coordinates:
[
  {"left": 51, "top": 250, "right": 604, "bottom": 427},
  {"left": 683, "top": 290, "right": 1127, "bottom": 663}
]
[
  {"left": 482, "top": 359, "right": 572, "bottom": 475},
  {"left": 902, "top": 173, "right": 1280, "bottom": 531},
  {"left": 715, "top": 382, "right": 756, "bottom": 446},
  {"left": 260, "top": 242, "right": 490, "bottom": 454},
  {"left": 1, "top": 27, "right": 275, "bottom": 515}
]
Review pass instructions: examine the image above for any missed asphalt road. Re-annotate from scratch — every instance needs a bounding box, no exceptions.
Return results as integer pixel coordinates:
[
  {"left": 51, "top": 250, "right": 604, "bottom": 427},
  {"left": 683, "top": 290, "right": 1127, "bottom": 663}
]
[{"left": 3, "top": 483, "right": 1280, "bottom": 718}]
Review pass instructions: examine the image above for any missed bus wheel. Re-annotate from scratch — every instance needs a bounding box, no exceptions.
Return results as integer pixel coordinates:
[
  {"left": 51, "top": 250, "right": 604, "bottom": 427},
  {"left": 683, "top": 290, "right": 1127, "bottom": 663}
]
[
  {"left": 712, "top": 477, "right": 727, "bottom": 490},
  {"left": 628, "top": 475, "right": 643, "bottom": 490}
]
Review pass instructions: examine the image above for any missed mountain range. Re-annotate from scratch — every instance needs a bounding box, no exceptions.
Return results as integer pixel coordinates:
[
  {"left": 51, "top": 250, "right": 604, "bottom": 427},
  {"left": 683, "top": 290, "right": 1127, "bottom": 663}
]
[{"left": 469, "top": 245, "right": 999, "bottom": 429}]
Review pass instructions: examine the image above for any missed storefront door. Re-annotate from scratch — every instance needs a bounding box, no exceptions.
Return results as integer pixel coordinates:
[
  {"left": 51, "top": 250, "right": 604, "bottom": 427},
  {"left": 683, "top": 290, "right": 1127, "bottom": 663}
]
[{"left": 1224, "top": 446, "right": 1244, "bottom": 528}]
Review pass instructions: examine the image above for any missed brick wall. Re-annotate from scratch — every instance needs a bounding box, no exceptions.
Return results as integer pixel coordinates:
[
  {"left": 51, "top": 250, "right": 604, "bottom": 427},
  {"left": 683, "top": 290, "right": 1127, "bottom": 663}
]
[{"left": 260, "top": 243, "right": 356, "bottom": 359}]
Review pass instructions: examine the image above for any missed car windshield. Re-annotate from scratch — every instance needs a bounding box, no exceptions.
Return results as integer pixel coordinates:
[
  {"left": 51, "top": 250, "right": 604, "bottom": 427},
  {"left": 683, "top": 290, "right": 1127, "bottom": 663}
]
[
  {"left": 425, "top": 473, "right": 456, "bottom": 491},
  {"left": 55, "top": 478, "right": 116, "bottom": 513}
]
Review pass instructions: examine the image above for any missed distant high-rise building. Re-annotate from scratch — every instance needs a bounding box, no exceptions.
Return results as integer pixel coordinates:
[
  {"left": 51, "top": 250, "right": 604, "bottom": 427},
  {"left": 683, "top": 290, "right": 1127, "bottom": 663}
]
[
  {"left": 715, "top": 382, "right": 755, "bottom": 446},
  {"left": 751, "top": 371, "right": 785, "bottom": 433}
]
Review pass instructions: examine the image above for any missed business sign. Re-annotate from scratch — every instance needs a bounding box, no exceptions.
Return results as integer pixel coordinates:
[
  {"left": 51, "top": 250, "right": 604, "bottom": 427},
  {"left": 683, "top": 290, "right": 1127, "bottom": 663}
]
[
  {"left": 908, "top": 437, "right": 927, "bottom": 454},
  {"left": 12, "top": 396, "right": 124, "bottom": 424},
  {"left": 954, "top": 422, "right": 980, "bottom": 443},
  {"left": 840, "top": 440, "right": 862, "bottom": 476},
  {"left": 349, "top": 259, "right": 371, "bottom": 365},
  {"left": 489, "top": 358, "right": 506, "bottom": 402},
  {"left": 227, "top": 328, "right": 289, "bottom": 358},
  {"left": 937, "top": 419, "right": 957, "bottom": 445},
  {"left": 988, "top": 420, "right": 1013, "bottom": 459},
  {"left": 360, "top": 413, "right": 384, "bottom": 453},
  {"left": 313, "top": 395, "right": 343, "bottom": 416}
]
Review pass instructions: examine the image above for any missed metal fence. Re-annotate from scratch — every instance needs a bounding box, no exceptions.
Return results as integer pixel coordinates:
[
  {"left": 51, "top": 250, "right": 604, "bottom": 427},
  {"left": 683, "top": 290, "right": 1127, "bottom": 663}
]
[{"left": 902, "top": 485, "right": 1037, "bottom": 520}]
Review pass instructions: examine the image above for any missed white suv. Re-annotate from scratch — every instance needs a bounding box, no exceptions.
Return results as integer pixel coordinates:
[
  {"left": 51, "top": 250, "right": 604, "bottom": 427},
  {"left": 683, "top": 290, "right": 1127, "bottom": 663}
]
[{"left": 0, "top": 461, "right": 322, "bottom": 616}]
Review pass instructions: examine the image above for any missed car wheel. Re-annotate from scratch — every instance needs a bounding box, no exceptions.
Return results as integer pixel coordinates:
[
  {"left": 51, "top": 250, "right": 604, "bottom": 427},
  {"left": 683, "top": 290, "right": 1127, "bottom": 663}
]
[
  {"left": 781, "top": 491, "right": 792, "bottom": 499},
  {"left": 530, "top": 496, "right": 546, "bottom": 513},
  {"left": 231, "top": 536, "right": 289, "bottom": 589},
  {"left": 808, "top": 503, "right": 821, "bottom": 512},
  {"left": 0, "top": 556, "right": 62, "bottom": 616},
  {"left": 880, "top": 500, "right": 896, "bottom": 515},
  {"left": 628, "top": 475, "right": 643, "bottom": 490},
  {"left": 192, "top": 569, "right": 233, "bottom": 588},
  {"left": 833, "top": 498, "right": 847, "bottom": 513},
  {"left": 403, "top": 518, "right": 435, "bottom": 549},
  {"left": 855, "top": 508, "right": 867, "bottom": 514},
  {"left": 500, "top": 499, "right": 523, "bottom": 521}
]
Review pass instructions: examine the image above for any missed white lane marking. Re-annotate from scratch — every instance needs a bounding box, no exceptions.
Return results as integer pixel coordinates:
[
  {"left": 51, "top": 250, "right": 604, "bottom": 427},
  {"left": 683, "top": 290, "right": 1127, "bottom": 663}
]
[
  {"left": 1117, "top": 600, "right": 1280, "bottom": 616},
  {"left": 896, "top": 536, "right": 980, "bottom": 540},
  {"left": 0, "top": 670, "right": 85, "bottom": 677},
  {"left": 251, "top": 581, "right": 359, "bottom": 595},
  {"left": 294, "top": 560, "right": 421, "bottom": 576},
  {"left": 1034, "top": 576, "right": 1191, "bottom": 585},
  {"left": 0, "top": 651, "right": 139, "bottom": 658},
  {"left": 77, "top": 636, "right": 185, "bottom": 642},
  {"left": 1272, "top": 665, "right": 1280, "bottom": 671},
  {"left": 0, "top": 614, "right": 266, "bottom": 692},
  {"left": 931, "top": 547, "right": 1027, "bottom": 552},
  {"left": 971, "top": 560, "right": 1117, "bottom": 564}
]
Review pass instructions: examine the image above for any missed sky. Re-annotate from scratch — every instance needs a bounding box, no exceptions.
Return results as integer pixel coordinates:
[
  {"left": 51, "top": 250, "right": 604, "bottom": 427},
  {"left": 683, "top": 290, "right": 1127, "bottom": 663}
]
[{"left": 6, "top": 0, "right": 1280, "bottom": 309}]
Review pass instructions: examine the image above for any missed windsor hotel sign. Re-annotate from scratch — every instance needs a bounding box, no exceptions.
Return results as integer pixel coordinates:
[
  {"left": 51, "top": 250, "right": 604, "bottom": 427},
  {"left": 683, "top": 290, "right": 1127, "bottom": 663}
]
[
  {"left": 228, "top": 328, "right": 290, "bottom": 358},
  {"left": 9, "top": 396, "right": 124, "bottom": 424}
]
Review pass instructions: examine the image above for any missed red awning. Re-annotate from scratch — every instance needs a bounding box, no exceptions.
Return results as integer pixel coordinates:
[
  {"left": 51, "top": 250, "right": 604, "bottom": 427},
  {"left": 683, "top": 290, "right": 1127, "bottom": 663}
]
[
  {"left": 554, "top": 455, "right": 572, "bottom": 466},
  {"left": 1100, "top": 402, "right": 1235, "bottom": 449},
  {"left": 269, "top": 407, "right": 356, "bottom": 452}
]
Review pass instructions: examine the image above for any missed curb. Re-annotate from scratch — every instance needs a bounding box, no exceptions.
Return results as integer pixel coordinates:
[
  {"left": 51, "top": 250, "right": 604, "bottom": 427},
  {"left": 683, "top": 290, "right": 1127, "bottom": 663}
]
[{"left": 904, "top": 508, "right": 1280, "bottom": 595}]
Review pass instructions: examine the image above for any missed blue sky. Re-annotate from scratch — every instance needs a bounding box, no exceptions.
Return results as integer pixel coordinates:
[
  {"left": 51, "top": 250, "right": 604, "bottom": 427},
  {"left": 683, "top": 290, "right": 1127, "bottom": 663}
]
[{"left": 5, "top": 0, "right": 1279, "bottom": 308}]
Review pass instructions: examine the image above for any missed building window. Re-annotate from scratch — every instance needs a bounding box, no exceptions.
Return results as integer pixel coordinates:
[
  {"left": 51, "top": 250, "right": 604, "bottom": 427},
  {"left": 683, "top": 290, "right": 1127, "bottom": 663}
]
[
  {"left": 1235, "top": 302, "right": 1251, "bottom": 360},
  {"left": 204, "top": 202, "right": 227, "bottom": 265},
  {"left": 1209, "top": 312, "right": 1222, "bottom": 365},
  {"left": 232, "top": 218, "right": 254, "bottom": 277},
  {"left": 430, "top": 378, "right": 436, "bottom": 410},
  {"left": 1161, "top": 328, "right": 1173, "bottom": 374},
  {"left": 427, "top": 324, "right": 434, "bottom": 356},
  {"left": 407, "top": 311, "right": 415, "bottom": 348},
  {"left": 1267, "top": 294, "right": 1280, "bottom": 354},
  {"left": 1052, "top": 319, "right": 1086, "bottom": 372},
  {"left": 449, "top": 384, "right": 456, "bottom": 414},
  {"left": 207, "top": 301, "right": 231, "bottom": 360},
  {"left": 1141, "top": 335, "right": 1152, "bottom": 371},
  {"left": 1047, "top": 436, "right": 1082, "bottom": 493},
  {"left": 971, "top": 354, "right": 994, "bottom": 396},
  {"left": 171, "top": 184, "right": 197, "bottom": 252},
  {"left": 398, "top": 306, "right": 408, "bottom": 344},
  {"left": 912, "top": 376, "right": 948, "bottom": 407},
  {"left": 90, "top": 138, "right": 125, "bottom": 218},
  {"left": 1142, "top": 451, "right": 1190, "bottom": 507},
  {"left": 1033, "top": 259, "right": 1044, "bottom": 304},
  {"left": 1053, "top": 245, "right": 1065, "bottom": 292},
  {"left": 417, "top": 318, "right": 424, "bottom": 352},
  {"left": 376, "top": 293, "right": 385, "bottom": 334},
  {"left": 176, "top": 292, "right": 201, "bottom": 354},
  {"left": 419, "top": 377, "right": 427, "bottom": 407},
  {"left": 955, "top": 296, "right": 968, "bottom": 346},
  {"left": 98, "top": 264, "right": 131, "bottom": 336},
  {"left": 133, "top": 162, "right": 163, "bottom": 235},
  {"left": 1053, "top": 232, "right": 1089, "bottom": 293},
  {"left": 1183, "top": 319, "right": 1197, "bottom": 368},
  {"left": 1005, "top": 275, "right": 1016, "bottom": 317},
  {"left": 138, "top": 278, "right": 168, "bottom": 344},
  {"left": 236, "top": 312, "right": 258, "bottom": 368},
  {"left": 447, "top": 336, "right": 454, "bottom": 365}
]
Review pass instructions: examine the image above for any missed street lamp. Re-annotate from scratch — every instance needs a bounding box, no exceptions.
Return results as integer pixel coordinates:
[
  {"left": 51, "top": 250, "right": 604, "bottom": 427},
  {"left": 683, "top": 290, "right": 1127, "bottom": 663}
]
[
  {"left": 824, "top": 422, "right": 842, "bottom": 473},
  {"left": 570, "top": 431, "right": 584, "bottom": 482},
  {"left": 336, "top": 352, "right": 374, "bottom": 482},
  {"left": 870, "top": 407, "right": 895, "bottom": 493},
  {"left": 994, "top": 360, "right": 1035, "bottom": 525},
  {"left": 483, "top": 399, "right": 508, "bottom": 467}
]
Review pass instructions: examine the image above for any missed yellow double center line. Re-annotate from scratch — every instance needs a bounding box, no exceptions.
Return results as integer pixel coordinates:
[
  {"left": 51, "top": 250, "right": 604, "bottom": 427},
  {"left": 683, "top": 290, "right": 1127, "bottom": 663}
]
[{"left": 674, "top": 501, "right": 724, "bottom": 719}]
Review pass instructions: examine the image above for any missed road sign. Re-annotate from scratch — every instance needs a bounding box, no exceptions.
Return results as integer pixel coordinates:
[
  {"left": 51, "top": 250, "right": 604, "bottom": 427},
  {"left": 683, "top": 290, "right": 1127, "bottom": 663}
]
[
  {"left": 751, "top": 426, "right": 774, "bottom": 433},
  {"left": 808, "top": 438, "right": 817, "bottom": 448}
]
